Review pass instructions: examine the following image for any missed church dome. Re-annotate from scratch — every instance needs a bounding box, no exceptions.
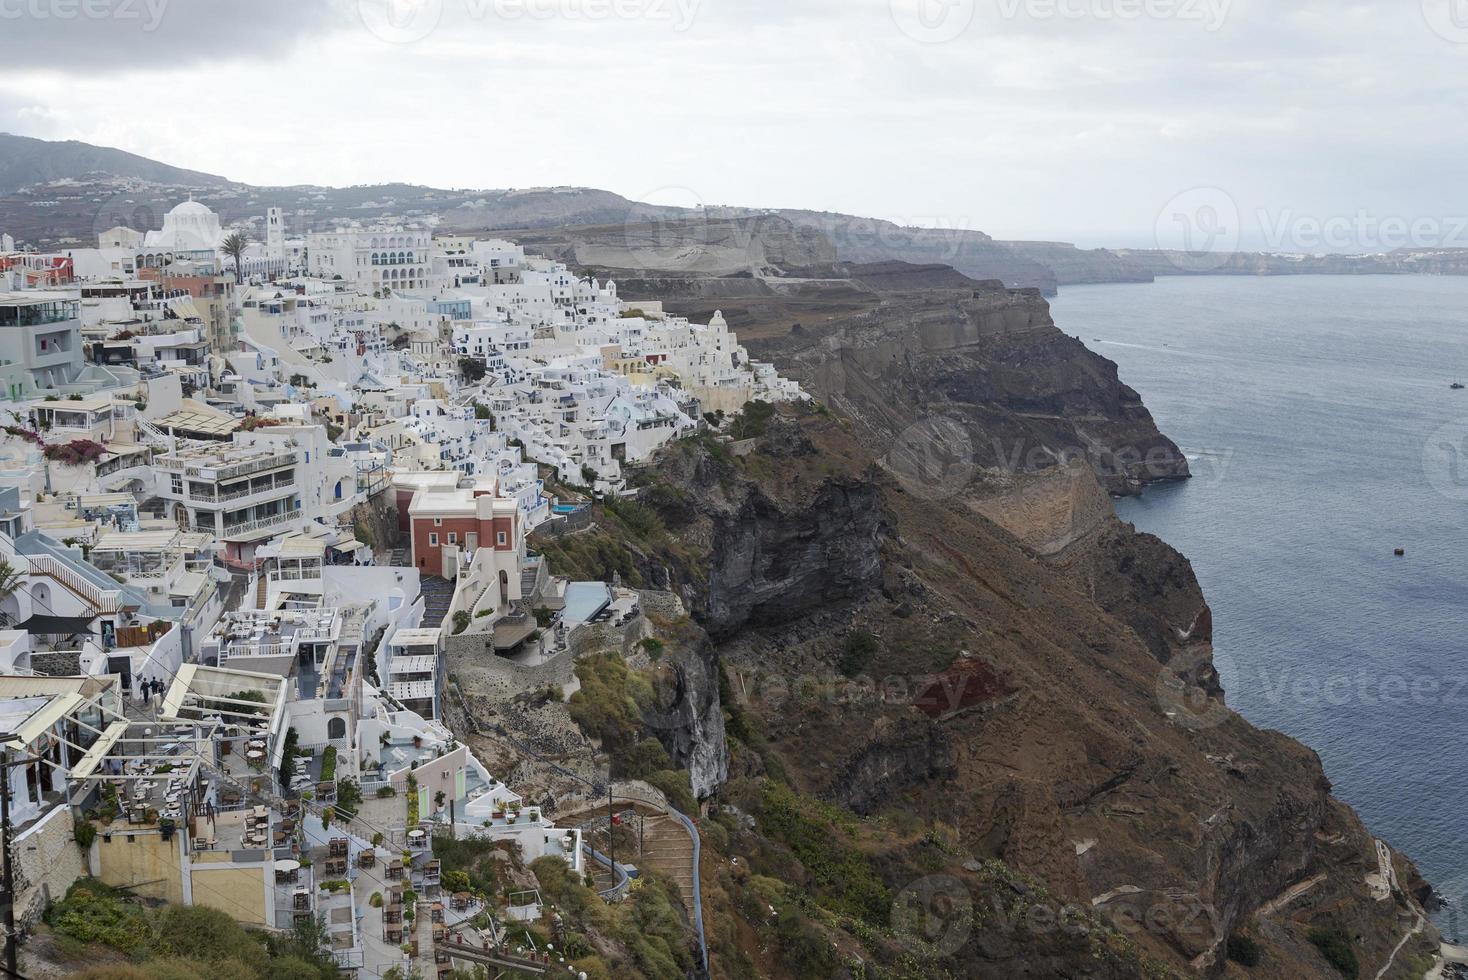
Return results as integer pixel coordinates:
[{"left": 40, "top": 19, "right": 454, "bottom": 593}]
[{"left": 168, "top": 199, "right": 214, "bottom": 219}]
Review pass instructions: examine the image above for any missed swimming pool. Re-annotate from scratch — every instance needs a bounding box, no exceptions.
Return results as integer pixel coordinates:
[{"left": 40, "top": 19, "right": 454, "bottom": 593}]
[{"left": 562, "top": 582, "right": 611, "bottom": 623}]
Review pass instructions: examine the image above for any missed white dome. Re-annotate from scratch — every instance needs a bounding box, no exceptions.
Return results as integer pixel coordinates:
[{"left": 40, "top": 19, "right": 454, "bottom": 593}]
[
  {"left": 144, "top": 197, "right": 224, "bottom": 252},
  {"left": 168, "top": 199, "right": 214, "bottom": 219}
]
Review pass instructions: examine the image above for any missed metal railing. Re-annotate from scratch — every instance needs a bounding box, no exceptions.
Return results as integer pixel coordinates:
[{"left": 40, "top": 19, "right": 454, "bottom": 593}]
[
  {"left": 215, "top": 510, "right": 300, "bottom": 538},
  {"left": 26, "top": 554, "right": 122, "bottom": 613}
]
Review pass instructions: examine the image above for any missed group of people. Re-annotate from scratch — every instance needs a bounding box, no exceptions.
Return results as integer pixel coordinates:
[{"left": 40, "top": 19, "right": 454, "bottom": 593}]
[{"left": 136, "top": 677, "right": 167, "bottom": 702}]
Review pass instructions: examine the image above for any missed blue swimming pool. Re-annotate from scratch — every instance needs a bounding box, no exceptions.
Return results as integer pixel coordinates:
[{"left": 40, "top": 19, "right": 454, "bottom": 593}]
[{"left": 562, "top": 582, "right": 611, "bottom": 623}]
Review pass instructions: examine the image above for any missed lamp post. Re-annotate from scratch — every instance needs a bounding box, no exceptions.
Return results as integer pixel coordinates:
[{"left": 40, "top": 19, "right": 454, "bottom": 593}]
[{"left": 605, "top": 763, "right": 614, "bottom": 881}]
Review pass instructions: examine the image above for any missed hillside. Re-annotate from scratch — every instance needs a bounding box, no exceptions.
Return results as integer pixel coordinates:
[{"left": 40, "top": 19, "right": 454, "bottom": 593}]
[{"left": 0, "top": 133, "right": 229, "bottom": 195}]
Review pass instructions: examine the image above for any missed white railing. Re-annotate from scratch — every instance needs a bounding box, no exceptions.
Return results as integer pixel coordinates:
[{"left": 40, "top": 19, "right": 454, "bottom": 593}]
[
  {"left": 219, "top": 510, "right": 300, "bottom": 538},
  {"left": 222, "top": 641, "right": 286, "bottom": 663},
  {"left": 26, "top": 554, "right": 122, "bottom": 613},
  {"left": 190, "top": 476, "right": 294, "bottom": 503}
]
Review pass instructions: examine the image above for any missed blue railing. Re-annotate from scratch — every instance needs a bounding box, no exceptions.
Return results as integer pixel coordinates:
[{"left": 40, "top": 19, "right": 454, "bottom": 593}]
[{"left": 668, "top": 810, "right": 709, "bottom": 978}]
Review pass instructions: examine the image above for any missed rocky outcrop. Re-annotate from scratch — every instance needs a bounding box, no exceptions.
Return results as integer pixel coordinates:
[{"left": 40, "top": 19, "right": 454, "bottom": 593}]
[
  {"left": 773, "top": 209, "right": 1060, "bottom": 293},
  {"left": 999, "top": 239, "right": 1156, "bottom": 286},
  {"left": 702, "top": 478, "right": 886, "bottom": 637},
  {"left": 625, "top": 407, "right": 1436, "bottom": 978},
  {"left": 502, "top": 214, "right": 835, "bottom": 277},
  {"left": 751, "top": 281, "right": 1190, "bottom": 496}
]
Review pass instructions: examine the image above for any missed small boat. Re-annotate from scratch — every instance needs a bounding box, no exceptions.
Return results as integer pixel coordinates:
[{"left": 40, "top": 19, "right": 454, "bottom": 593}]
[
  {"left": 1394, "top": 548, "right": 1406, "bottom": 557},
  {"left": 1452, "top": 382, "right": 1465, "bottom": 390}
]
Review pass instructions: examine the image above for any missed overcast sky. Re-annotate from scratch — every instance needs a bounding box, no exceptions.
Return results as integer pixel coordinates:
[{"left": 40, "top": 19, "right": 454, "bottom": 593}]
[{"left": 1, "top": 0, "right": 1466, "bottom": 250}]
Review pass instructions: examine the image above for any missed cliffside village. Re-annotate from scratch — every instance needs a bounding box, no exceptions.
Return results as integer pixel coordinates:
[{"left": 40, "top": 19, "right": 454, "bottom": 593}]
[{"left": 0, "top": 198, "right": 804, "bottom": 976}]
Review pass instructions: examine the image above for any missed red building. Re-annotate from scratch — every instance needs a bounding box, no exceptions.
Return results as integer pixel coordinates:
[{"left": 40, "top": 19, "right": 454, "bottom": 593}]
[{"left": 408, "top": 487, "right": 520, "bottom": 580}]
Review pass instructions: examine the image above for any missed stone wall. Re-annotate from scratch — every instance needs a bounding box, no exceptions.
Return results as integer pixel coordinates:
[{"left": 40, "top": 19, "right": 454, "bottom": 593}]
[
  {"left": 15, "top": 806, "right": 86, "bottom": 927},
  {"left": 528, "top": 507, "right": 593, "bottom": 541},
  {"left": 346, "top": 486, "right": 402, "bottom": 558},
  {"left": 29, "top": 651, "right": 80, "bottom": 676}
]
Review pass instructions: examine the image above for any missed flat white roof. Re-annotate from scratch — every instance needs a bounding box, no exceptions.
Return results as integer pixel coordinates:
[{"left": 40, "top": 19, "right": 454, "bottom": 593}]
[
  {"left": 94, "top": 529, "right": 180, "bottom": 551},
  {"left": 408, "top": 490, "right": 475, "bottom": 516},
  {"left": 392, "top": 628, "right": 442, "bottom": 646},
  {"left": 389, "top": 654, "right": 438, "bottom": 675},
  {"left": 276, "top": 535, "right": 327, "bottom": 558},
  {"left": 33, "top": 396, "right": 111, "bottom": 412},
  {"left": 0, "top": 290, "right": 74, "bottom": 304}
]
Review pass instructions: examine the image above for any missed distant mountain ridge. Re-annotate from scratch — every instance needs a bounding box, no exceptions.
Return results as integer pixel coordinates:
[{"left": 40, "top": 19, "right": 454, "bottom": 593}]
[
  {"left": 0, "top": 132, "right": 229, "bottom": 196},
  {"left": 11, "top": 132, "right": 1454, "bottom": 292}
]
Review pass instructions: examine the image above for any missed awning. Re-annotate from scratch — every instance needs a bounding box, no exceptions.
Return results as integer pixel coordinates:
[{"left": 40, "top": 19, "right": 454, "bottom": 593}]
[
  {"left": 332, "top": 539, "right": 364, "bottom": 553},
  {"left": 15, "top": 614, "right": 95, "bottom": 635}
]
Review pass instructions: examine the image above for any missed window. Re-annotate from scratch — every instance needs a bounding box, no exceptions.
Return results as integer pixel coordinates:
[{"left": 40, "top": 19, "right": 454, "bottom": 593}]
[
  {"left": 433, "top": 518, "right": 442, "bottom": 527},
  {"left": 429, "top": 533, "right": 438, "bottom": 546},
  {"left": 447, "top": 532, "right": 457, "bottom": 544},
  {"left": 497, "top": 532, "right": 507, "bottom": 546}
]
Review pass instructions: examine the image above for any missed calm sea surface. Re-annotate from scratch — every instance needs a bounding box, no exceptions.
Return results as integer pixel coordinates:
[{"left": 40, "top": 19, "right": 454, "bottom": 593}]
[{"left": 1051, "top": 275, "right": 1468, "bottom": 928}]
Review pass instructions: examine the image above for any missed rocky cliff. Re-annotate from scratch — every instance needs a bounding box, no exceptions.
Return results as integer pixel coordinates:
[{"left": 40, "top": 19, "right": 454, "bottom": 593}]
[
  {"left": 748, "top": 279, "right": 1190, "bottom": 496},
  {"left": 613, "top": 407, "right": 1438, "bottom": 979}
]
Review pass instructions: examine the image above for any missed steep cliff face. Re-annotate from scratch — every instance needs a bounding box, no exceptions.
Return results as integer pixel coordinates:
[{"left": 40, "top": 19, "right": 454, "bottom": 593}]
[
  {"left": 620, "top": 409, "right": 1436, "bottom": 979},
  {"left": 999, "top": 239, "right": 1157, "bottom": 285},
  {"left": 627, "top": 425, "right": 889, "bottom": 639},
  {"left": 750, "top": 281, "right": 1190, "bottom": 496}
]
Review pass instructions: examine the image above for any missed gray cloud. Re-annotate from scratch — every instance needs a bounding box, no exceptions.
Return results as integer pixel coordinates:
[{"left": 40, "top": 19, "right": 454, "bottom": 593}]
[
  {"left": 0, "top": 0, "right": 1463, "bottom": 249},
  {"left": 0, "top": 0, "right": 346, "bottom": 70}
]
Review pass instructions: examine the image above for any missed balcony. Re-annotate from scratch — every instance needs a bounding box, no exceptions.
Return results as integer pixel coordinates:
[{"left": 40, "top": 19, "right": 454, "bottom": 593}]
[
  {"left": 188, "top": 476, "right": 295, "bottom": 505},
  {"left": 158, "top": 451, "right": 296, "bottom": 482},
  {"left": 196, "top": 508, "right": 301, "bottom": 540}
]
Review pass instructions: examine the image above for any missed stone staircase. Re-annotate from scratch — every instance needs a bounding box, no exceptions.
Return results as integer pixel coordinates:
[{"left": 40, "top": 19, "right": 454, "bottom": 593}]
[
  {"left": 638, "top": 814, "right": 697, "bottom": 913},
  {"left": 419, "top": 576, "right": 454, "bottom": 631}
]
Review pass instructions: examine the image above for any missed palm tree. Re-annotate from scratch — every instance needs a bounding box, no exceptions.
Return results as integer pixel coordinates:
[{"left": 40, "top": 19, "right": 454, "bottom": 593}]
[
  {"left": 0, "top": 559, "right": 21, "bottom": 628},
  {"left": 221, "top": 232, "right": 249, "bottom": 284}
]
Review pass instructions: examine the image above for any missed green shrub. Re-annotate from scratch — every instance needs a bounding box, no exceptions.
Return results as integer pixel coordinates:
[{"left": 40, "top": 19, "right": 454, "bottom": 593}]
[
  {"left": 645, "top": 769, "right": 697, "bottom": 816},
  {"left": 1308, "top": 926, "right": 1359, "bottom": 977},
  {"left": 452, "top": 610, "right": 471, "bottom": 635},
  {"left": 1227, "top": 932, "right": 1262, "bottom": 967},
  {"left": 48, "top": 883, "right": 150, "bottom": 953},
  {"left": 727, "top": 400, "right": 776, "bottom": 440},
  {"left": 757, "top": 782, "right": 891, "bottom": 925},
  {"left": 837, "top": 632, "right": 878, "bottom": 677},
  {"left": 74, "top": 820, "right": 97, "bottom": 851}
]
